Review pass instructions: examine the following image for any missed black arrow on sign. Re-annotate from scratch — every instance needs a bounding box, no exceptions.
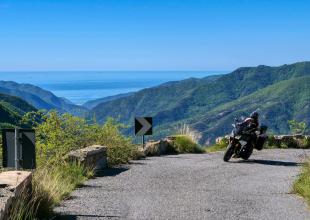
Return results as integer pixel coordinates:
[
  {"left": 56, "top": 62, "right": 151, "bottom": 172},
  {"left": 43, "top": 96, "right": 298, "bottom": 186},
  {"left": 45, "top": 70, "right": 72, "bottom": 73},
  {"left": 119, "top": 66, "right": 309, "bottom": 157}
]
[{"left": 135, "top": 117, "right": 152, "bottom": 136}]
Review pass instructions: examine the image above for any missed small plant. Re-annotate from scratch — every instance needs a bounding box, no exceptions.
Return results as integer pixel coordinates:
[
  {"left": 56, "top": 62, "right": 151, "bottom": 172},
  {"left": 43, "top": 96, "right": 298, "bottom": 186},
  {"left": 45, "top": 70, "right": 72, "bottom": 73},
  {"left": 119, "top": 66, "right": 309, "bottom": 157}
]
[
  {"left": 206, "top": 138, "right": 229, "bottom": 152},
  {"left": 8, "top": 161, "right": 93, "bottom": 219},
  {"left": 173, "top": 135, "right": 205, "bottom": 153},
  {"left": 288, "top": 120, "right": 307, "bottom": 135},
  {"left": 176, "top": 123, "right": 202, "bottom": 144},
  {"left": 293, "top": 159, "right": 310, "bottom": 206}
]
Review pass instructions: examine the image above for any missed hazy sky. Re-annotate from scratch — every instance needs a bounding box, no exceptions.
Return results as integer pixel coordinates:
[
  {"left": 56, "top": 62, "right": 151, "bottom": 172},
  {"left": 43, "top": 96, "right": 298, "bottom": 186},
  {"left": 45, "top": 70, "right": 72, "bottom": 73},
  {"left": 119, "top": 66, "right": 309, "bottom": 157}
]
[{"left": 0, "top": 0, "right": 310, "bottom": 71}]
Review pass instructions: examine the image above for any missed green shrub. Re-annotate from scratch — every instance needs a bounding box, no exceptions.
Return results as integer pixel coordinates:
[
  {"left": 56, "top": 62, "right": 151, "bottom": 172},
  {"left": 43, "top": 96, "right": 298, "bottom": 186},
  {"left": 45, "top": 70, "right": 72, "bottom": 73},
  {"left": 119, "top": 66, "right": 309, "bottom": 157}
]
[
  {"left": 293, "top": 159, "right": 310, "bottom": 206},
  {"left": 8, "top": 111, "right": 140, "bottom": 219},
  {"left": 266, "top": 136, "right": 280, "bottom": 149},
  {"left": 206, "top": 138, "right": 229, "bottom": 152},
  {"left": 34, "top": 111, "right": 139, "bottom": 166},
  {"left": 172, "top": 135, "right": 204, "bottom": 153},
  {"left": 266, "top": 136, "right": 310, "bottom": 149}
]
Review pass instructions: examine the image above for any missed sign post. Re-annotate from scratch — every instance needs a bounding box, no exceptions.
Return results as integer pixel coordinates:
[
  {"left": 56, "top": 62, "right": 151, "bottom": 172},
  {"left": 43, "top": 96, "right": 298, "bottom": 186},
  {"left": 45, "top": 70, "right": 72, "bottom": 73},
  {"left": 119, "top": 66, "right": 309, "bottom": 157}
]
[
  {"left": 14, "top": 128, "right": 20, "bottom": 170},
  {"left": 2, "top": 129, "right": 36, "bottom": 170},
  {"left": 135, "top": 117, "right": 153, "bottom": 149}
]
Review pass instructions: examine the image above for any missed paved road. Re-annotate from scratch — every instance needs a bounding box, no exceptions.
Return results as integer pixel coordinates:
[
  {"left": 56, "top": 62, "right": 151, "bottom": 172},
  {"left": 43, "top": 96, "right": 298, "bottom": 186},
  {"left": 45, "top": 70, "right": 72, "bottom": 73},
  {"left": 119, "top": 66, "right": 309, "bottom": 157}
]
[{"left": 55, "top": 149, "right": 310, "bottom": 220}]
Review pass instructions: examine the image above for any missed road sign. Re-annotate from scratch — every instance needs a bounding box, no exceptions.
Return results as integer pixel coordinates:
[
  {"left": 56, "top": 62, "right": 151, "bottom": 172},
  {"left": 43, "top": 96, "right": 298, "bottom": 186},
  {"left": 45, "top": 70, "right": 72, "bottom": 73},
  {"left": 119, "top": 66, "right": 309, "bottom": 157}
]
[
  {"left": 2, "top": 129, "right": 36, "bottom": 169},
  {"left": 135, "top": 117, "right": 153, "bottom": 136}
]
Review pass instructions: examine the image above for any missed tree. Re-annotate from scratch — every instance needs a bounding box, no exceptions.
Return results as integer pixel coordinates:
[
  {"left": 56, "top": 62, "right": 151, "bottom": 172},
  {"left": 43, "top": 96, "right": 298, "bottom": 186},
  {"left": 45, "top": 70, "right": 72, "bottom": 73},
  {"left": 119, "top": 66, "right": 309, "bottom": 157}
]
[{"left": 288, "top": 120, "right": 307, "bottom": 135}]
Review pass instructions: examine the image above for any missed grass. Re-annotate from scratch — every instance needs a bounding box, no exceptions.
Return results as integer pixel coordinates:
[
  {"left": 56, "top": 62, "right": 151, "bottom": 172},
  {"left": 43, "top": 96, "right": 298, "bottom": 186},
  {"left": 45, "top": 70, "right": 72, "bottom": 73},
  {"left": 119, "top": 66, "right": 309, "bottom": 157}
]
[
  {"left": 293, "top": 159, "right": 310, "bottom": 207},
  {"left": 8, "top": 162, "right": 93, "bottom": 220},
  {"left": 172, "top": 135, "right": 205, "bottom": 153},
  {"left": 5, "top": 111, "right": 142, "bottom": 219},
  {"left": 206, "top": 138, "right": 228, "bottom": 153}
]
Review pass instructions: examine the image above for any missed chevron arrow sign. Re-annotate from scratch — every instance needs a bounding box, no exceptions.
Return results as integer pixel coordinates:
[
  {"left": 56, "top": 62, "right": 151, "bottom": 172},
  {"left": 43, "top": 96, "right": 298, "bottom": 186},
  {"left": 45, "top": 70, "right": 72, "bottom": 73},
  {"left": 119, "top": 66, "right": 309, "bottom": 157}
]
[{"left": 135, "top": 117, "right": 153, "bottom": 136}]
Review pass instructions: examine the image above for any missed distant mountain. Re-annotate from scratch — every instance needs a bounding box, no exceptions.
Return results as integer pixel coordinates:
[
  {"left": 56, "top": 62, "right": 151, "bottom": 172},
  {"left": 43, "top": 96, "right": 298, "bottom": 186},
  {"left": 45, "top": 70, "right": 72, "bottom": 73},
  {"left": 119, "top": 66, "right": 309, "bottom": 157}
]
[
  {"left": 0, "top": 93, "right": 37, "bottom": 128},
  {"left": 83, "top": 92, "right": 135, "bottom": 109},
  {"left": 0, "top": 81, "right": 87, "bottom": 116},
  {"left": 89, "top": 62, "right": 310, "bottom": 144}
]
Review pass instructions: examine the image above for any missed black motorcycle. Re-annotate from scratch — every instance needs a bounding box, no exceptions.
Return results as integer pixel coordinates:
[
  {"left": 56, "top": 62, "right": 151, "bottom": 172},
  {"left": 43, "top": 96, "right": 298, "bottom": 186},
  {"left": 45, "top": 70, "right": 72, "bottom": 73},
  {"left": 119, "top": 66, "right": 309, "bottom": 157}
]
[{"left": 223, "top": 119, "right": 268, "bottom": 162}]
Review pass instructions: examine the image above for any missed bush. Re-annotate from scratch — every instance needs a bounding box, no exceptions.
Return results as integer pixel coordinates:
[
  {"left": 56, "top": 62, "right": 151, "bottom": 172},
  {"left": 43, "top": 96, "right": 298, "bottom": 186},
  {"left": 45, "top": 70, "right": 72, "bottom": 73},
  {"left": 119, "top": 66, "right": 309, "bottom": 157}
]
[
  {"left": 34, "top": 111, "right": 139, "bottom": 166},
  {"left": 293, "top": 159, "right": 310, "bottom": 206},
  {"left": 172, "top": 135, "right": 205, "bottom": 153},
  {"left": 206, "top": 138, "right": 229, "bottom": 152},
  {"left": 266, "top": 136, "right": 310, "bottom": 149},
  {"left": 9, "top": 111, "right": 140, "bottom": 219}
]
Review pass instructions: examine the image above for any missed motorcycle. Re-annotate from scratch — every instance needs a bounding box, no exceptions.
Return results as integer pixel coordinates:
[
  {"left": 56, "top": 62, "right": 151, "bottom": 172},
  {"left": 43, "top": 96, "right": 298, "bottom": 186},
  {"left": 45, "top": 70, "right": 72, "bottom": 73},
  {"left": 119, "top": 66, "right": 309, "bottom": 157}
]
[{"left": 223, "top": 119, "right": 268, "bottom": 162}]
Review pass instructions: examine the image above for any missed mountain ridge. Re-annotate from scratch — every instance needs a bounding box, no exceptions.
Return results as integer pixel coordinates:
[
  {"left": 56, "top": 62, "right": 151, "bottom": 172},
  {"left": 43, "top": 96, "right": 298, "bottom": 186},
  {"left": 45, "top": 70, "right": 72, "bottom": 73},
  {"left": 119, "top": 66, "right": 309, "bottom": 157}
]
[{"left": 89, "top": 61, "right": 310, "bottom": 144}]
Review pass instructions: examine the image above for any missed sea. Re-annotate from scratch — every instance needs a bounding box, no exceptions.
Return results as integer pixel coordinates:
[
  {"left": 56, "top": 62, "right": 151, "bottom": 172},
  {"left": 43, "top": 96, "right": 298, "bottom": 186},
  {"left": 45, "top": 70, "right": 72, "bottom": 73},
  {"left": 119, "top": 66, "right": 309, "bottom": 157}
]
[{"left": 0, "top": 71, "right": 227, "bottom": 105}]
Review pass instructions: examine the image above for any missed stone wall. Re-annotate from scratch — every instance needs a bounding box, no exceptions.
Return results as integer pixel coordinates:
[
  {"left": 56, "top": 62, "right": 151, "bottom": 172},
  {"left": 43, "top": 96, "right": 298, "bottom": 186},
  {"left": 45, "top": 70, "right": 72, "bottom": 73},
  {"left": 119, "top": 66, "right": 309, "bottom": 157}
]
[
  {"left": 0, "top": 171, "right": 32, "bottom": 220},
  {"left": 269, "top": 135, "right": 310, "bottom": 148},
  {"left": 66, "top": 145, "right": 108, "bottom": 171}
]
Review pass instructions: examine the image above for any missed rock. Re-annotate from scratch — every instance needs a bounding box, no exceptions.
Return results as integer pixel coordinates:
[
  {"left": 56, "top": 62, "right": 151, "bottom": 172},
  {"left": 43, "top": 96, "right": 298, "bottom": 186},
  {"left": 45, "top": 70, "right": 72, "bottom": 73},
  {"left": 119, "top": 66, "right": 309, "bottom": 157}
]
[
  {"left": 0, "top": 171, "right": 32, "bottom": 220},
  {"left": 66, "top": 145, "right": 107, "bottom": 171},
  {"left": 144, "top": 140, "right": 173, "bottom": 156}
]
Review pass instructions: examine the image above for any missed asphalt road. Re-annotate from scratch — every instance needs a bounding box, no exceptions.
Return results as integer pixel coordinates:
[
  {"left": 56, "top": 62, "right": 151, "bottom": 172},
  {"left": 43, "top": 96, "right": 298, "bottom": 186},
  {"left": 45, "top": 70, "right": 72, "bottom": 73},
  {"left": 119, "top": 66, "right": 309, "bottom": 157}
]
[{"left": 55, "top": 149, "right": 310, "bottom": 220}]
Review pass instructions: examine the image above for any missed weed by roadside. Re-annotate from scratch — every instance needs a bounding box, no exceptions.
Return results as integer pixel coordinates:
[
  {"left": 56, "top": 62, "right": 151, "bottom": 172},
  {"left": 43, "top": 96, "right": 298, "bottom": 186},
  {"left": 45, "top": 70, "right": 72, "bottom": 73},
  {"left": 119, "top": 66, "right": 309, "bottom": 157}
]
[
  {"left": 172, "top": 135, "right": 205, "bottom": 153},
  {"left": 206, "top": 138, "right": 228, "bottom": 153},
  {"left": 293, "top": 159, "right": 310, "bottom": 206}
]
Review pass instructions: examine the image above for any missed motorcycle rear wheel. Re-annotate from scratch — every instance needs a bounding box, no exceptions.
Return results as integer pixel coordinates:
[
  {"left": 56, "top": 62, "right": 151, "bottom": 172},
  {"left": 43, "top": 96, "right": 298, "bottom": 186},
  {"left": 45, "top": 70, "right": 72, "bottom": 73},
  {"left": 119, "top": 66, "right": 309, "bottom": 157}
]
[{"left": 223, "top": 143, "right": 234, "bottom": 162}]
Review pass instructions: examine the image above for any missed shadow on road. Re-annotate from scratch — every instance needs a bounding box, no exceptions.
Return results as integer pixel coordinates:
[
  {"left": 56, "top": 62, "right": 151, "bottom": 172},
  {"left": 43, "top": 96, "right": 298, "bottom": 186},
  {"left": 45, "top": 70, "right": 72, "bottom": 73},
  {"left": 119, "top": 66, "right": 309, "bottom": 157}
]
[
  {"left": 55, "top": 214, "right": 121, "bottom": 219},
  {"left": 95, "top": 166, "right": 130, "bottom": 177},
  {"left": 232, "top": 159, "right": 302, "bottom": 166}
]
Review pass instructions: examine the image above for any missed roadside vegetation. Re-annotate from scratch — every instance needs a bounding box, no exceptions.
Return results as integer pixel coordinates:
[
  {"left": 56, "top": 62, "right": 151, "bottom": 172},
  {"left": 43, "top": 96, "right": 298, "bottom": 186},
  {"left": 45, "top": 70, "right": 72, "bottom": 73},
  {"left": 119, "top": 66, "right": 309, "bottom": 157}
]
[
  {"left": 173, "top": 124, "right": 205, "bottom": 153},
  {"left": 172, "top": 135, "right": 205, "bottom": 153},
  {"left": 293, "top": 159, "right": 310, "bottom": 207},
  {"left": 206, "top": 137, "right": 229, "bottom": 153},
  {"left": 6, "top": 110, "right": 140, "bottom": 219}
]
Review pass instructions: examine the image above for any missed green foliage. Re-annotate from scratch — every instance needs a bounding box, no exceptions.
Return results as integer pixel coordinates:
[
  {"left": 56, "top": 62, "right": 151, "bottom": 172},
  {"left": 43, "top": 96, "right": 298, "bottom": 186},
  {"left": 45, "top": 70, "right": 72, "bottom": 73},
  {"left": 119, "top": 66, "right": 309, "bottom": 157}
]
[
  {"left": 8, "top": 162, "right": 92, "bottom": 220},
  {"left": 8, "top": 111, "right": 138, "bottom": 219},
  {"left": 21, "top": 110, "right": 46, "bottom": 128},
  {"left": 288, "top": 120, "right": 307, "bottom": 135},
  {"left": 266, "top": 136, "right": 310, "bottom": 149},
  {"left": 35, "top": 111, "right": 138, "bottom": 167},
  {"left": 0, "top": 93, "right": 37, "bottom": 128},
  {"left": 89, "top": 62, "right": 310, "bottom": 144},
  {"left": 206, "top": 138, "right": 229, "bottom": 152},
  {"left": 172, "top": 135, "right": 205, "bottom": 153},
  {"left": 293, "top": 159, "right": 310, "bottom": 206}
]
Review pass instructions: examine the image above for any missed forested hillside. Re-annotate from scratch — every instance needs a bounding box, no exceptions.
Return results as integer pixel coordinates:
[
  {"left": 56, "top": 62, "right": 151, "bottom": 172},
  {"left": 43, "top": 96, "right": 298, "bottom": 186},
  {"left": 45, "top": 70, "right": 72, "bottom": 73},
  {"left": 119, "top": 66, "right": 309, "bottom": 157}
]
[
  {"left": 89, "top": 62, "right": 310, "bottom": 144},
  {"left": 0, "top": 93, "right": 37, "bottom": 128},
  {"left": 0, "top": 81, "right": 87, "bottom": 116}
]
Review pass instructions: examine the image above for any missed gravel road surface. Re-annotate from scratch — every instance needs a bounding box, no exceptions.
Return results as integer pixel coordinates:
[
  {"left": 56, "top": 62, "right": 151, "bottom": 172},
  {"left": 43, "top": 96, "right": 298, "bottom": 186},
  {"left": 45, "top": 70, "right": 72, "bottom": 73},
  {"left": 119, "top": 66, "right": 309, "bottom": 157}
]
[{"left": 55, "top": 149, "right": 310, "bottom": 220}]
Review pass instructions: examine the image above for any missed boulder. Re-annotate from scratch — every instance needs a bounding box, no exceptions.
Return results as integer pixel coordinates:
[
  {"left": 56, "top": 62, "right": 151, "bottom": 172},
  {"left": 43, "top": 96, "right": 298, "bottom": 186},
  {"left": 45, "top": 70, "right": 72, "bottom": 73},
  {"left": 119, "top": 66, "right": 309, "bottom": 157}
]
[
  {"left": 66, "top": 145, "right": 107, "bottom": 171},
  {"left": 0, "top": 171, "right": 32, "bottom": 220},
  {"left": 144, "top": 140, "right": 174, "bottom": 156}
]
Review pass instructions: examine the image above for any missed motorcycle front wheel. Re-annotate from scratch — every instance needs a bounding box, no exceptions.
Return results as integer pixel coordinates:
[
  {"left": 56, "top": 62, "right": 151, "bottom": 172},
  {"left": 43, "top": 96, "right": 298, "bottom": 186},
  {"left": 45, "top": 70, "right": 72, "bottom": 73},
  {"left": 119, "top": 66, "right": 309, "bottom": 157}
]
[
  {"left": 240, "top": 145, "right": 253, "bottom": 160},
  {"left": 223, "top": 143, "right": 235, "bottom": 162}
]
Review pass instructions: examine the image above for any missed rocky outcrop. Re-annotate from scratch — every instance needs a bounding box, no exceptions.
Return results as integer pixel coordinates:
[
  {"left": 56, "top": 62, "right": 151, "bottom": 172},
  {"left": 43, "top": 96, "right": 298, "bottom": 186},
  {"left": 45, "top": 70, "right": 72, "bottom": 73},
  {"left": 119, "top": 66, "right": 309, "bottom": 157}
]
[
  {"left": 66, "top": 145, "right": 108, "bottom": 171},
  {"left": 0, "top": 171, "right": 32, "bottom": 220},
  {"left": 268, "top": 135, "right": 310, "bottom": 148},
  {"left": 144, "top": 138, "right": 176, "bottom": 156}
]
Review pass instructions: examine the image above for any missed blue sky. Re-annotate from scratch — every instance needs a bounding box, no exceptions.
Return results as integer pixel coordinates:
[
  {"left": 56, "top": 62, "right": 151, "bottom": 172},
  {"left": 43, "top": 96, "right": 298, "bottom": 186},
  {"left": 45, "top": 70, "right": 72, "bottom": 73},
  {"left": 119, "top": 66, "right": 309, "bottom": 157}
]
[{"left": 0, "top": 0, "right": 310, "bottom": 71}]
